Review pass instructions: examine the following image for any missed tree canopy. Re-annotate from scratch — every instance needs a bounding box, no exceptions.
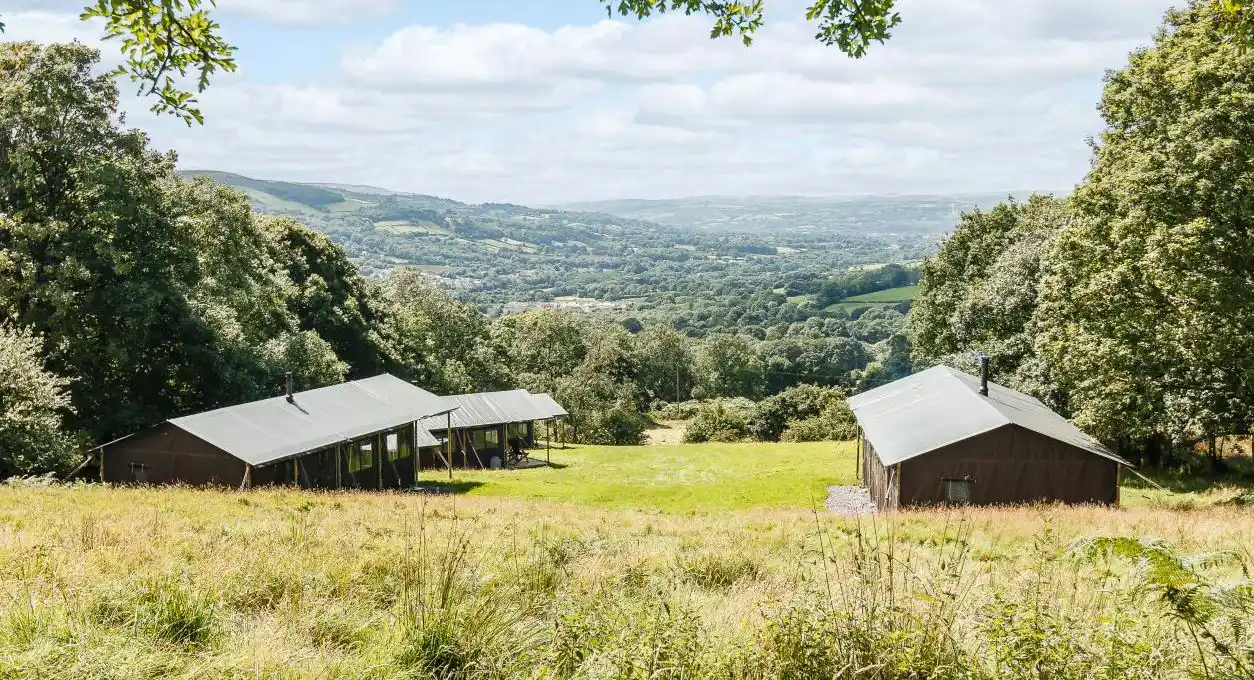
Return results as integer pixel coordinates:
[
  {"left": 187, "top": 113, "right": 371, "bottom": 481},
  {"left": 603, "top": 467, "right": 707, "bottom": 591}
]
[{"left": 908, "top": 2, "right": 1254, "bottom": 463}]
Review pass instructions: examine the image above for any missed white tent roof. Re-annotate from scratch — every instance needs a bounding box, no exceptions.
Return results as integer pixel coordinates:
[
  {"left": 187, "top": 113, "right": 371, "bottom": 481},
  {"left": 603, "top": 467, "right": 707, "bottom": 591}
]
[
  {"left": 847, "top": 366, "right": 1129, "bottom": 467},
  {"left": 169, "top": 374, "right": 449, "bottom": 466}
]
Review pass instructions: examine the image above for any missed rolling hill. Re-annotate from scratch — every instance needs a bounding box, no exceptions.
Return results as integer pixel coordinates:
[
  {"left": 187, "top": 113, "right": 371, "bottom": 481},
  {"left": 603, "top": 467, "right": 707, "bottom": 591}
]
[
  {"left": 558, "top": 192, "right": 1051, "bottom": 235},
  {"left": 173, "top": 171, "right": 942, "bottom": 322}
]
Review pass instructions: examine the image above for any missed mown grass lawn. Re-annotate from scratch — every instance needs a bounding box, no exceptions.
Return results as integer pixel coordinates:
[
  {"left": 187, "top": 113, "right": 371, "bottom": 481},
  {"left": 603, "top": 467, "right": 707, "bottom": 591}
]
[
  {"left": 426, "top": 439, "right": 1253, "bottom": 513},
  {"left": 424, "top": 441, "right": 855, "bottom": 513}
]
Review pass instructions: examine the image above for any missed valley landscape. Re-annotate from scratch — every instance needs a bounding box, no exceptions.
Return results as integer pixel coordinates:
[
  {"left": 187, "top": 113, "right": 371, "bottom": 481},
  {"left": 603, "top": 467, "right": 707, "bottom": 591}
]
[{"left": 3, "top": 1, "right": 1254, "bottom": 679}]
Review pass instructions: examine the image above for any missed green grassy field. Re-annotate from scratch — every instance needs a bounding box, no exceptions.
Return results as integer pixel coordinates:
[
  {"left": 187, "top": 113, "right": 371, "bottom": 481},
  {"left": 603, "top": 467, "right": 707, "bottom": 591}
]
[
  {"left": 429, "top": 441, "right": 854, "bottom": 512},
  {"left": 0, "top": 442, "right": 1251, "bottom": 678},
  {"left": 842, "top": 284, "right": 920, "bottom": 303},
  {"left": 432, "top": 440, "right": 1249, "bottom": 513}
]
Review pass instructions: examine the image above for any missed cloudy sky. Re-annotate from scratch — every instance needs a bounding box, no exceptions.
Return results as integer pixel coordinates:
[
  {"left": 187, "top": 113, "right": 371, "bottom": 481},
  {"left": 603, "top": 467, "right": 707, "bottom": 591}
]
[{"left": 6, "top": 0, "right": 1172, "bottom": 204}]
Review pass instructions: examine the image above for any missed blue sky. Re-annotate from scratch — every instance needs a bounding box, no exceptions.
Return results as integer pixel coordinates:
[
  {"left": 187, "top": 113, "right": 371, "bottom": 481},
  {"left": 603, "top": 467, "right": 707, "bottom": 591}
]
[{"left": 9, "top": 0, "right": 1174, "bottom": 204}]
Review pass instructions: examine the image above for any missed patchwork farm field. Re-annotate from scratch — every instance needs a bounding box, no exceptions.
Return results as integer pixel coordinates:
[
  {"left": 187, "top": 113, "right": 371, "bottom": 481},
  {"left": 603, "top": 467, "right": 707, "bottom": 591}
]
[
  {"left": 1, "top": 442, "right": 1252, "bottom": 678},
  {"left": 842, "top": 284, "right": 920, "bottom": 303}
]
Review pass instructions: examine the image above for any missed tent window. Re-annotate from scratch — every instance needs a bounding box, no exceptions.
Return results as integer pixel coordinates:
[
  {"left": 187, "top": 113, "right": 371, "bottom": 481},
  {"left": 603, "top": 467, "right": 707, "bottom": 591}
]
[
  {"left": 128, "top": 462, "right": 150, "bottom": 483},
  {"left": 485, "top": 429, "right": 499, "bottom": 447},
  {"left": 385, "top": 433, "right": 400, "bottom": 461},
  {"left": 349, "top": 442, "right": 372, "bottom": 473},
  {"left": 943, "top": 478, "right": 973, "bottom": 505}
]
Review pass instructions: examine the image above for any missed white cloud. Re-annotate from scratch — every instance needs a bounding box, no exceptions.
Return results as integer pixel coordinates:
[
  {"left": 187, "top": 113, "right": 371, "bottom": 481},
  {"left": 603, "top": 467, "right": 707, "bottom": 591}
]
[
  {"left": 215, "top": 0, "right": 400, "bottom": 26},
  {"left": 2, "top": 10, "right": 104, "bottom": 47},
  {"left": 3, "top": 0, "right": 400, "bottom": 26},
  {"left": 6, "top": 0, "right": 1176, "bottom": 203}
]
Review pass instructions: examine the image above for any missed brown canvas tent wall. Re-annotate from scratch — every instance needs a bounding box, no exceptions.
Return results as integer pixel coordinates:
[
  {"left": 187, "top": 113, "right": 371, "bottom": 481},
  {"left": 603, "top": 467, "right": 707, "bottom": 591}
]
[
  {"left": 99, "top": 374, "right": 450, "bottom": 489},
  {"left": 849, "top": 366, "right": 1129, "bottom": 510}
]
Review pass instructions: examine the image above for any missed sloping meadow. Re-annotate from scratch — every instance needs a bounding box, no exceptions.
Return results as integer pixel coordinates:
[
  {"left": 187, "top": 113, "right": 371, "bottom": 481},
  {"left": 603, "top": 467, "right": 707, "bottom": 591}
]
[{"left": 0, "top": 486, "right": 1250, "bottom": 679}]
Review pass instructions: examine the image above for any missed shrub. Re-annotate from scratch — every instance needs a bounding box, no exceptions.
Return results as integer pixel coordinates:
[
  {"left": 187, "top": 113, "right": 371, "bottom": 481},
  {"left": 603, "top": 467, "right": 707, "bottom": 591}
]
[
  {"left": 0, "top": 324, "right": 82, "bottom": 477},
  {"left": 682, "top": 399, "right": 753, "bottom": 443},
  {"left": 650, "top": 399, "right": 702, "bottom": 421},
  {"left": 747, "top": 384, "right": 855, "bottom": 441}
]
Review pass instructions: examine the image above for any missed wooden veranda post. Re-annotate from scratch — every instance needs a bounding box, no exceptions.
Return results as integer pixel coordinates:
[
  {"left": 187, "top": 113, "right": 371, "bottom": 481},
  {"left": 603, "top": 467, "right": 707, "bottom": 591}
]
[
  {"left": 546, "top": 419, "right": 552, "bottom": 466},
  {"left": 99, "top": 447, "right": 105, "bottom": 482},
  {"left": 376, "top": 433, "right": 384, "bottom": 490},
  {"left": 238, "top": 465, "right": 252, "bottom": 492},
  {"left": 446, "top": 412, "right": 453, "bottom": 481},
  {"left": 855, "top": 428, "right": 862, "bottom": 480},
  {"left": 335, "top": 444, "right": 342, "bottom": 489},
  {"left": 413, "top": 421, "right": 420, "bottom": 488}
]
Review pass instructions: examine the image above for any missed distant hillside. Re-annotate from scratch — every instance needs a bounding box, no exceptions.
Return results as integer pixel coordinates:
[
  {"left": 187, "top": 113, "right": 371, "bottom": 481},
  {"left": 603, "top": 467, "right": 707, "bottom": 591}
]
[
  {"left": 174, "top": 171, "right": 942, "bottom": 324},
  {"left": 558, "top": 193, "right": 1053, "bottom": 235}
]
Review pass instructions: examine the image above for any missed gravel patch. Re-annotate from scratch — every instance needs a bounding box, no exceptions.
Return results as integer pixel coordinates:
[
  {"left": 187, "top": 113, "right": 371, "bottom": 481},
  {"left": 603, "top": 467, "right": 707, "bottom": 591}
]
[{"left": 825, "top": 486, "right": 877, "bottom": 515}]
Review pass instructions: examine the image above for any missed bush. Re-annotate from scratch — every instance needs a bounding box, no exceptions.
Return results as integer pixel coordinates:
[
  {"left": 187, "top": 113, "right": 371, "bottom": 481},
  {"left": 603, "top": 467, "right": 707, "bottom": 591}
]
[
  {"left": 747, "top": 384, "right": 855, "bottom": 442},
  {"left": 650, "top": 399, "right": 702, "bottom": 421},
  {"left": 781, "top": 416, "right": 836, "bottom": 442},
  {"left": 0, "top": 324, "right": 82, "bottom": 477},
  {"left": 682, "top": 399, "right": 753, "bottom": 443}
]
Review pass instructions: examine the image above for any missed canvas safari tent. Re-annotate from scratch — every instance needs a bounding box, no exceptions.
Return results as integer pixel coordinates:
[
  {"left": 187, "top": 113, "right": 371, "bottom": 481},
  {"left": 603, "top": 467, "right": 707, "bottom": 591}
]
[
  {"left": 95, "top": 374, "right": 454, "bottom": 489},
  {"left": 848, "top": 365, "right": 1131, "bottom": 510},
  {"left": 419, "top": 389, "right": 567, "bottom": 469}
]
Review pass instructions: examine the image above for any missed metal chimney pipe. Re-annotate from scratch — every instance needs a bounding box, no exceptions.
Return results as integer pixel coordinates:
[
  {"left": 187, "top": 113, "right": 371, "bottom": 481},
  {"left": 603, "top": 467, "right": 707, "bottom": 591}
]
[
  {"left": 285, "top": 372, "right": 294, "bottom": 403},
  {"left": 979, "top": 356, "right": 989, "bottom": 397}
]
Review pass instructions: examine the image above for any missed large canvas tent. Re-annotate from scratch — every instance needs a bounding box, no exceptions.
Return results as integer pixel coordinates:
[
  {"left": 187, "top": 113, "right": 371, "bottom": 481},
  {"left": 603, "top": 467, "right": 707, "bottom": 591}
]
[
  {"left": 97, "top": 374, "right": 453, "bottom": 489},
  {"left": 848, "top": 366, "right": 1131, "bottom": 510},
  {"left": 419, "top": 389, "right": 565, "bottom": 469}
]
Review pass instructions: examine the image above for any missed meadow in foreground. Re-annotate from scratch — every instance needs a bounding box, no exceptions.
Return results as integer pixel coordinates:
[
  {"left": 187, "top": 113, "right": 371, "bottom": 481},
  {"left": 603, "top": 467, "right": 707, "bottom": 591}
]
[{"left": 0, "top": 443, "right": 1251, "bottom": 679}]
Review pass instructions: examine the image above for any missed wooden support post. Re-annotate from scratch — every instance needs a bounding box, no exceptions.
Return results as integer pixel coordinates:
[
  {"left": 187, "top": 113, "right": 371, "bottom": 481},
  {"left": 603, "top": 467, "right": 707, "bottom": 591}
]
[
  {"left": 1115, "top": 465, "right": 1122, "bottom": 508},
  {"left": 238, "top": 464, "right": 252, "bottom": 492},
  {"left": 468, "top": 430, "right": 485, "bottom": 469},
  {"left": 855, "top": 428, "right": 862, "bottom": 481},
  {"left": 335, "top": 444, "right": 342, "bottom": 489},
  {"left": 547, "top": 419, "right": 552, "bottom": 466},
  {"left": 446, "top": 412, "right": 453, "bottom": 481},
  {"left": 99, "top": 447, "right": 105, "bottom": 483},
  {"left": 413, "top": 422, "right": 420, "bottom": 488},
  {"left": 376, "top": 433, "right": 383, "bottom": 491}
]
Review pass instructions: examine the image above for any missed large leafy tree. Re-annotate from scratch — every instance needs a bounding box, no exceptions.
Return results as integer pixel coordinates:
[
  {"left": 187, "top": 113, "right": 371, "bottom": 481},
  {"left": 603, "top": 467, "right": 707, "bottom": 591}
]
[
  {"left": 382, "top": 268, "right": 510, "bottom": 394},
  {"left": 695, "top": 332, "right": 764, "bottom": 398},
  {"left": 633, "top": 325, "right": 695, "bottom": 403},
  {"left": 494, "top": 309, "right": 588, "bottom": 394},
  {"left": 170, "top": 178, "right": 347, "bottom": 397},
  {"left": 266, "top": 217, "right": 399, "bottom": 381},
  {"left": 908, "top": 195, "right": 1072, "bottom": 400},
  {"left": 1036, "top": 3, "right": 1254, "bottom": 452},
  {"left": 0, "top": 42, "right": 349, "bottom": 441},
  {"left": 0, "top": 41, "right": 224, "bottom": 438}
]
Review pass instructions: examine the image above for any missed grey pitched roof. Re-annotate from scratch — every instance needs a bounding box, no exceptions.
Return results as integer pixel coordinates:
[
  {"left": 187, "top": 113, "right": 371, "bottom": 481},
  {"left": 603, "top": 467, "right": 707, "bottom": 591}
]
[
  {"left": 419, "top": 389, "right": 558, "bottom": 430},
  {"left": 169, "top": 374, "right": 449, "bottom": 466},
  {"left": 846, "top": 366, "right": 1130, "bottom": 467},
  {"left": 528, "top": 393, "right": 568, "bottom": 418}
]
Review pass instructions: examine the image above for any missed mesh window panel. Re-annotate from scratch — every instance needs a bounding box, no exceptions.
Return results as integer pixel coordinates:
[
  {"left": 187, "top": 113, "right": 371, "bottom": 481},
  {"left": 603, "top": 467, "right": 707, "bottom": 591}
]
[{"left": 943, "top": 479, "right": 973, "bottom": 505}]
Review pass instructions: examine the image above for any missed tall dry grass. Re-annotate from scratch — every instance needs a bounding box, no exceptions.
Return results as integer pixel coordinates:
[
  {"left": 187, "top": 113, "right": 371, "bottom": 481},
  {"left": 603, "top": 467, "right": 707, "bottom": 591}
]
[{"left": 0, "top": 485, "right": 1250, "bottom": 678}]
